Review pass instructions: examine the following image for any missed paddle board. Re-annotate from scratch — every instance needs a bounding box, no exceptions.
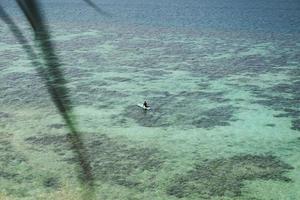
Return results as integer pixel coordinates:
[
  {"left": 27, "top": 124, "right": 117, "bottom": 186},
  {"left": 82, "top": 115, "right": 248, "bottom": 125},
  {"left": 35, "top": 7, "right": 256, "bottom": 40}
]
[{"left": 137, "top": 104, "right": 151, "bottom": 110}]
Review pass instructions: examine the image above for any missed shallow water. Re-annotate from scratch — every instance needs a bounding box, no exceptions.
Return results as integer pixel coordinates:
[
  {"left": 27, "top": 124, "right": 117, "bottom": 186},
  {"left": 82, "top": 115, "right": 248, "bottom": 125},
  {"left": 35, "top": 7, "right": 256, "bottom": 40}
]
[{"left": 1, "top": 1, "right": 300, "bottom": 199}]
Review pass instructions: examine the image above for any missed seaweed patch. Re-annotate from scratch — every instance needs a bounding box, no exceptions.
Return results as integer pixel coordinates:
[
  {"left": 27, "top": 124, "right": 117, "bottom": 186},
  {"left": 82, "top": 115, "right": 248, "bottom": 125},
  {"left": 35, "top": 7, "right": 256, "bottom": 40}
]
[{"left": 167, "top": 154, "right": 293, "bottom": 199}]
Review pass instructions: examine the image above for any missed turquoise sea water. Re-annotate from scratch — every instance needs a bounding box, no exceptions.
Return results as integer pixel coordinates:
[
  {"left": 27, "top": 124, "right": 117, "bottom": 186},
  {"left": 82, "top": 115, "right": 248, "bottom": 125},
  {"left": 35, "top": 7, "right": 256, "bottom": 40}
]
[{"left": 1, "top": 1, "right": 300, "bottom": 199}]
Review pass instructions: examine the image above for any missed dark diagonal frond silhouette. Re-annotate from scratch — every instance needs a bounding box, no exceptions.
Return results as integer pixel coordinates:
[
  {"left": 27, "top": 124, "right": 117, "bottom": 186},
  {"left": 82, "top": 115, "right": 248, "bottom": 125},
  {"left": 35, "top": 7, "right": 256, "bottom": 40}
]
[
  {"left": 0, "top": 5, "right": 38, "bottom": 64},
  {"left": 1, "top": 1, "right": 95, "bottom": 199},
  {"left": 83, "top": 0, "right": 111, "bottom": 17},
  {"left": 16, "top": 0, "right": 73, "bottom": 115}
]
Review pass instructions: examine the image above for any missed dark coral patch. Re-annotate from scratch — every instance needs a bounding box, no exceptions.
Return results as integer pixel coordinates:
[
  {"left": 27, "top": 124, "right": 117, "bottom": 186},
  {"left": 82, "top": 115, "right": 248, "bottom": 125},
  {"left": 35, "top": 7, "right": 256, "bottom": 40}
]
[
  {"left": 25, "top": 133, "right": 164, "bottom": 188},
  {"left": 25, "top": 135, "right": 68, "bottom": 146},
  {"left": 0, "top": 71, "right": 50, "bottom": 108},
  {"left": 70, "top": 83, "right": 128, "bottom": 107},
  {"left": 105, "top": 76, "right": 132, "bottom": 82},
  {"left": 0, "top": 134, "right": 27, "bottom": 171},
  {"left": 68, "top": 134, "right": 164, "bottom": 188},
  {"left": 291, "top": 119, "right": 300, "bottom": 131},
  {"left": 270, "top": 83, "right": 295, "bottom": 93},
  {"left": 247, "top": 81, "right": 300, "bottom": 132},
  {"left": 43, "top": 177, "right": 60, "bottom": 189},
  {"left": 274, "top": 108, "right": 300, "bottom": 118},
  {"left": 167, "top": 155, "right": 293, "bottom": 199},
  {"left": 192, "top": 106, "right": 237, "bottom": 129},
  {"left": 146, "top": 70, "right": 172, "bottom": 77},
  {"left": 0, "top": 112, "right": 11, "bottom": 119},
  {"left": 0, "top": 133, "right": 37, "bottom": 196},
  {"left": 265, "top": 123, "right": 276, "bottom": 127},
  {"left": 47, "top": 123, "right": 66, "bottom": 129}
]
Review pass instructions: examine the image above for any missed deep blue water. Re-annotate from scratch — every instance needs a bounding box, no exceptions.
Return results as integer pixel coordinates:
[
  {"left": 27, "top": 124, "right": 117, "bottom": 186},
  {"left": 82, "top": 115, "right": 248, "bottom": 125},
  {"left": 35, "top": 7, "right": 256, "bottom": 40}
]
[{"left": 1, "top": 0, "right": 300, "bottom": 33}]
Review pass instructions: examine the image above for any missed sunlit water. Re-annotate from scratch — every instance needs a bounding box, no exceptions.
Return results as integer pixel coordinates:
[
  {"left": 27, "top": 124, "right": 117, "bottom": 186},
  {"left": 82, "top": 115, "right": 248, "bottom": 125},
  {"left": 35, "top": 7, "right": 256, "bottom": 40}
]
[{"left": 1, "top": 0, "right": 300, "bottom": 199}]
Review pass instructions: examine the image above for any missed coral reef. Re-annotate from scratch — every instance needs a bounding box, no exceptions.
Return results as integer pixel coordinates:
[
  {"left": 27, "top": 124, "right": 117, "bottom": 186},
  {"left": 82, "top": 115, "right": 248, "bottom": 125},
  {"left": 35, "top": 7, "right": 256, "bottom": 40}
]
[
  {"left": 167, "top": 155, "right": 293, "bottom": 199},
  {"left": 25, "top": 133, "right": 164, "bottom": 188}
]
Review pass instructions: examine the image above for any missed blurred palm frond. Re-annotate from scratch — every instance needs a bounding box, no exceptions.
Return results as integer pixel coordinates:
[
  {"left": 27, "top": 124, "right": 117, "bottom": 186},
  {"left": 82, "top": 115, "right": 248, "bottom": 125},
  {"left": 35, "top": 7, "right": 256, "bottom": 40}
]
[
  {"left": 0, "top": 5, "right": 39, "bottom": 65},
  {"left": 1, "top": 0, "right": 96, "bottom": 199},
  {"left": 83, "top": 0, "right": 111, "bottom": 17}
]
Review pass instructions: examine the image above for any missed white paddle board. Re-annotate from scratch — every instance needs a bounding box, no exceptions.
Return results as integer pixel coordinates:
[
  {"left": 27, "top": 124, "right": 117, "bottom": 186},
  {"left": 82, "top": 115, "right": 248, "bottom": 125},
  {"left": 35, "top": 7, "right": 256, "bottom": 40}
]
[{"left": 137, "top": 104, "right": 151, "bottom": 110}]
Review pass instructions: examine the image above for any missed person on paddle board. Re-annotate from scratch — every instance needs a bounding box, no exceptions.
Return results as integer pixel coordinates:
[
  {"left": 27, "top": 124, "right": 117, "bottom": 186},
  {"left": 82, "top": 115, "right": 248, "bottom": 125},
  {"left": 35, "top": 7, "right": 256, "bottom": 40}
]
[{"left": 143, "top": 101, "right": 149, "bottom": 108}]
